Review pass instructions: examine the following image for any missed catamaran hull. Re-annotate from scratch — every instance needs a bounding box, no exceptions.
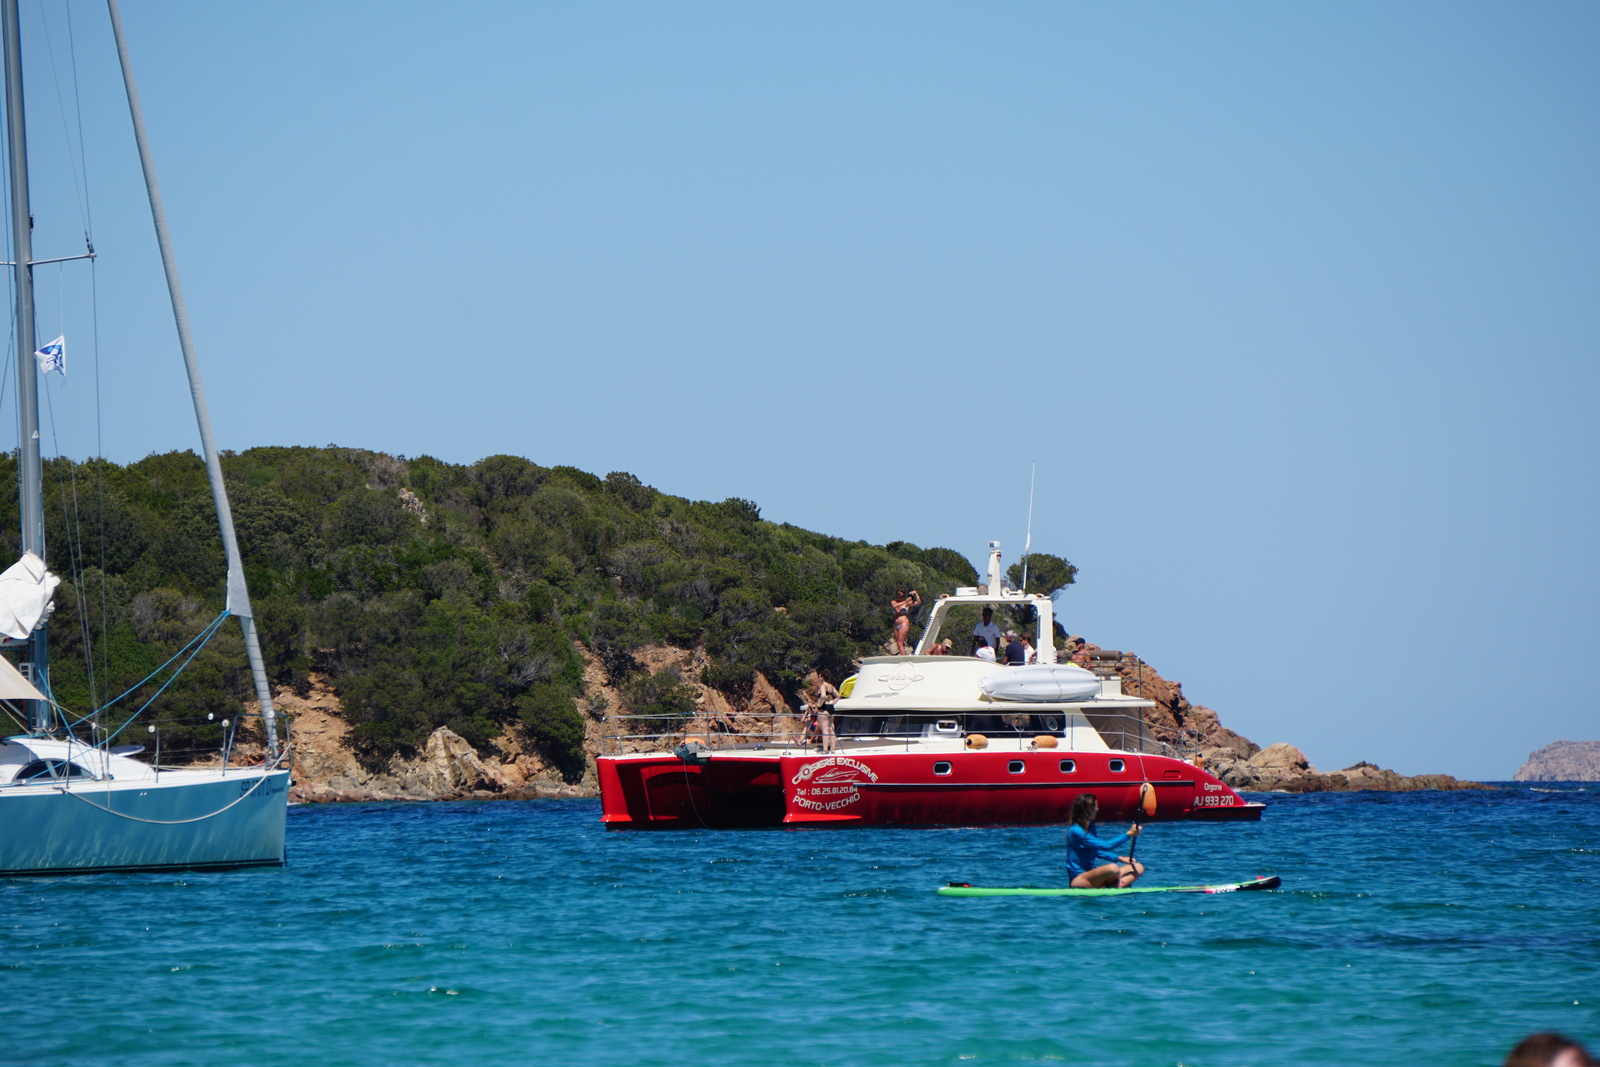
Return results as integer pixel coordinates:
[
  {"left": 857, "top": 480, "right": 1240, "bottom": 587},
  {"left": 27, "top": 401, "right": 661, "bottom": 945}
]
[
  {"left": 598, "top": 751, "right": 1261, "bottom": 829},
  {"left": 0, "top": 769, "right": 290, "bottom": 875}
]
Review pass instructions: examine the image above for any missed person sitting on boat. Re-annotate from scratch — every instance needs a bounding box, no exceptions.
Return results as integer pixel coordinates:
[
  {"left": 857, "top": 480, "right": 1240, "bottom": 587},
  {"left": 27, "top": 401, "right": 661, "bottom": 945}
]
[
  {"left": 1070, "top": 637, "right": 1092, "bottom": 668},
  {"left": 890, "top": 588, "right": 922, "bottom": 655},
  {"left": 1003, "top": 631, "right": 1027, "bottom": 666},
  {"left": 972, "top": 607, "right": 1002, "bottom": 652},
  {"left": 971, "top": 635, "right": 997, "bottom": 662},
  {"left": 1019, "top": 633, "right": 1037, "bottom": 664},
  {"left": 1065, "top": 793, "right": 1144, "bottom": 889},
  {"left": 796, "top": 703, "right": 822, "bottom": 748}
]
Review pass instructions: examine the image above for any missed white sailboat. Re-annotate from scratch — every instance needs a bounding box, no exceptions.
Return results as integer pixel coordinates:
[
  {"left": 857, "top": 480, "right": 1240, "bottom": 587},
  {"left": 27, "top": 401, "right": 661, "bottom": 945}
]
[{"left": 0, "top": 0, "right": 290, "bottom": 875}]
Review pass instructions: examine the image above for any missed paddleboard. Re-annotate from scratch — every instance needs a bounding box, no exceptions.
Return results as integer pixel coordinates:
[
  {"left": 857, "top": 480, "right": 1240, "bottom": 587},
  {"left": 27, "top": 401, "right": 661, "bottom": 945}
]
[
  {"left": 937, "top": 875, "right": 1281, "bottom": 897},
  {"left": 978, "top": 664, "right": 1101, "bottom": 703}
]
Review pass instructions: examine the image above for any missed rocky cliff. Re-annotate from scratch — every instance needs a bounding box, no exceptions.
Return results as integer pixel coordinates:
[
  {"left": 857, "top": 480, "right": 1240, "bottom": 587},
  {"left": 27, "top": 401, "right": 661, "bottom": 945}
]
[
  {"left": 280, "top": 639, "right": 1489, "bottom": 802},
  {"left": 1514, "top": 740, "right": 1600, "bottom": 782},
  {"left": 1099, "top": 643, "right": 1489, "bottom": 793}
]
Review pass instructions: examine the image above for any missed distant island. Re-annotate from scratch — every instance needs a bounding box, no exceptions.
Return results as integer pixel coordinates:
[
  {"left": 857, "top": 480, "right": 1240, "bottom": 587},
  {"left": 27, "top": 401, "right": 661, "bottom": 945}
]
[
  {"left": 1514, "top": 740, "right": 1600, "bottom": 782},
  {"left": 0, "top": 446, "right": 1485, "bottom": 801}
]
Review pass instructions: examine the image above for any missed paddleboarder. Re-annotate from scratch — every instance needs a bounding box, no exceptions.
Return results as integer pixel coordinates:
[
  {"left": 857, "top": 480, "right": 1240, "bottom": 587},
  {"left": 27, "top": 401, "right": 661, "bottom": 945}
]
[{"left": 1065, "top": 793, "right": 1145, "bottom": 889}]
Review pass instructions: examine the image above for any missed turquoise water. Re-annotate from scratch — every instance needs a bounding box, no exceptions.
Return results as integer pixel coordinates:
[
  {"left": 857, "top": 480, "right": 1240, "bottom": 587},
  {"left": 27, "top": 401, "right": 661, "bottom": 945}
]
[{"left": 4, "top": 786, "right": 1596, "bottom": 1066}]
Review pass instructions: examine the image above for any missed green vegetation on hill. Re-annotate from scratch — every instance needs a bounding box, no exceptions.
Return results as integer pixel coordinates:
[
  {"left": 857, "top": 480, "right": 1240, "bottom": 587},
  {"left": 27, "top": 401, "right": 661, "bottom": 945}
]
[{"left": 0, "top": 447, "right": 1075, "bottom": 778}]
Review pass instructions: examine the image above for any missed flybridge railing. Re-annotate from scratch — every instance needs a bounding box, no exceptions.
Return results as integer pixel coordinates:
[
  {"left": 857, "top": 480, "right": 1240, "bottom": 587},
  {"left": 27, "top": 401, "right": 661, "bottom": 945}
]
[{"left": 599, "top": 708, "right": 1192, "bottom": 761}]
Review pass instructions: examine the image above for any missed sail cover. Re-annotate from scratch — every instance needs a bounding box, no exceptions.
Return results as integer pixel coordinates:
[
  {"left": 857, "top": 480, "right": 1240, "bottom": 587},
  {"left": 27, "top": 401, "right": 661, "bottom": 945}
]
[{"left": 0, "top": 552, "right": 59, "bottom": 641}]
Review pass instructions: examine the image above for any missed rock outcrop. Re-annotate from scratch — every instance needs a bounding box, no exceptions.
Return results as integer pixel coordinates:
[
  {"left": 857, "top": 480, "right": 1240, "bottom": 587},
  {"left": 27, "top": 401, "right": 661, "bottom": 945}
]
[
  {"left": 1514, "top": 740, "right": 1600, "bottom": 782},
  {"left": 1104, "top": 649, "right": 1488, "bottom": 793},
  {"left": 1202, "top": 747, "right": 1489, "bottom": 793},
  {"left": 283, "top": 674, "right": 591, "bottom": 803}
]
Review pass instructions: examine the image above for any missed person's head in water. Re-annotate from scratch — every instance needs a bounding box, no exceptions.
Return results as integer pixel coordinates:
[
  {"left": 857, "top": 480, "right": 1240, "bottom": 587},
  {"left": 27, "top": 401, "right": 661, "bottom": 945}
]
[
  {"left": 1070, "top": 793, "right": 1099, "bottom": 829},
  {"left": 1504, "top": 1033, "right": 1597, "bottom": 1067}
]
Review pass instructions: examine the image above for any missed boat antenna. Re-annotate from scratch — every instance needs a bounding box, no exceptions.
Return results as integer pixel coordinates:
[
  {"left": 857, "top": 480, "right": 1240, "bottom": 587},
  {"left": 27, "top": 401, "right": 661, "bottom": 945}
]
[
  {"left": 1020, "top": 462, "right": 1035, "bottom": 593},
  {"left": 106, "top": 0, "right": 278, "bottom": 757}
]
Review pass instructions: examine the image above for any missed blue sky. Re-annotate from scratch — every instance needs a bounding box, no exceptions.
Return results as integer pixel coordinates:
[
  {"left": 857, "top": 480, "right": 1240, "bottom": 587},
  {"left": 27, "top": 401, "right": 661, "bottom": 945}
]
[{"left": 6, "top": 1, "right": 1596, "bottom": 781}]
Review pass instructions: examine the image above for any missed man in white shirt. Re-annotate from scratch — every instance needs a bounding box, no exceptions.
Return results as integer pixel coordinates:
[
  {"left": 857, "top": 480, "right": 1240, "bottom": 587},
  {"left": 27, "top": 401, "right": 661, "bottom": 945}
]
[{"left": 972, "top": 606, "right": 1002, "bottom": 653}]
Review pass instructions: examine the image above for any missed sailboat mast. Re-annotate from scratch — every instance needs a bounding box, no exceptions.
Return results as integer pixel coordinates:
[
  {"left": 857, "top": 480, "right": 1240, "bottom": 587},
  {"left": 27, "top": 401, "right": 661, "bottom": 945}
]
[
  {"left": 104, "top": 0, "right": 278, "bottom": 756},
  {"left": 2, "top": 0, "right": 50, "bottom": 734}
]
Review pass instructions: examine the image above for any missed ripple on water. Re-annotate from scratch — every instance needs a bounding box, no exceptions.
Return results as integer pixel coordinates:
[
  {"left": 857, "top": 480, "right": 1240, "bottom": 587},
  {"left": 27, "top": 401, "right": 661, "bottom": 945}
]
[{"left": 3, "top": 789, "right": 1598, "bottom": 1066}]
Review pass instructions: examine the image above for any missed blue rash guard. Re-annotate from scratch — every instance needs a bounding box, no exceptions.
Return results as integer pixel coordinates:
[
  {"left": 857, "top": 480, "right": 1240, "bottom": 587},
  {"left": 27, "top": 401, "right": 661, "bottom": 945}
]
[{"left": 1065, "top": 822, "right": 1132, "bottom": 877}]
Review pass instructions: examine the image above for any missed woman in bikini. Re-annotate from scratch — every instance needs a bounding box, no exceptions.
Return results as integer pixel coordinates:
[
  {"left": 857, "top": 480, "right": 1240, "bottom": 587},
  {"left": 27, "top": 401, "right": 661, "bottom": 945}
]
[{"left": 890, "top": 588, "right": 921, "bottom": 655}]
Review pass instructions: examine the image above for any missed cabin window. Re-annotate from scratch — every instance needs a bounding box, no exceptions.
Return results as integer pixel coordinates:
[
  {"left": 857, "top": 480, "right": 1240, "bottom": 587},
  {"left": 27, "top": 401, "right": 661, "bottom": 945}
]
[
  {"left": 1059, "top": 759, "right": 1076, "bottom": 773},
  {"left": 933, "top": 761, "right": 952, "bottom": 776},
  {"left": 1109, "top": 759, "right": 1125, "bottom": 773},
  {"left": 1007, "top": 760, "right": 1025, "bottom": 774},
  {"left": 12, "top": 759, "right": 90, "bottom": 783}
]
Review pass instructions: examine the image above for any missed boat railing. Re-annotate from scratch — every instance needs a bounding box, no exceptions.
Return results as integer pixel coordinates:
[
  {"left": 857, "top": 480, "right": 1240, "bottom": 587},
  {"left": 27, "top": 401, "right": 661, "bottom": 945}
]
[
  {"left": 599, "top": 707, "right": 1192, "bottom": 760},
  {"left": 0, "top": 710, "right": 292, "bottom": 786},
  {"left": 141, "top": 711, "right": 293, "bottom": 774}
]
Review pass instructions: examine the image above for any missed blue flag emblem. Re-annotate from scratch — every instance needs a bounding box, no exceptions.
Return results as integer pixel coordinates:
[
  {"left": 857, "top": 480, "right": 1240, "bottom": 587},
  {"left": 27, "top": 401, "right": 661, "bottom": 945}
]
[{"left": 33, "top": 336, "right": 64, "bottom": 376}]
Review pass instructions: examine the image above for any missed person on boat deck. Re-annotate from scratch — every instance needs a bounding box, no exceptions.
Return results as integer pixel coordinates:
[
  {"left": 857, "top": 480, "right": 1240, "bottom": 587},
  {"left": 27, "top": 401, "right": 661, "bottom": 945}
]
[
  {"left": 796, "top": 703, "right": 822, "bottom": 747},
  {"left": 971, "top": 635, "right": 997, "bottom": 663},
  {"left": 1070, "top": 637, "right": 1092, "bottom": 668},
  {"left": 811, "top": 672, "right": 839, "bottom": 753},
  {"left": 927, "top": 639, "right": 951, "bottom": 655},
  {"left": 890, "top": 589, "right": 922, "bottom": 655},
  {"left": 1003, "top": 631, "right": 1027, "bottom": 666},
  {"left": 1065, "top": 793, "right": 1144, "bottom": 889},
  {"left": 973, "top": 607, "right": 1002, "bottom": 652},
  {"left": 1019, "top": 633, "right": 1037, "bottom": 665}
]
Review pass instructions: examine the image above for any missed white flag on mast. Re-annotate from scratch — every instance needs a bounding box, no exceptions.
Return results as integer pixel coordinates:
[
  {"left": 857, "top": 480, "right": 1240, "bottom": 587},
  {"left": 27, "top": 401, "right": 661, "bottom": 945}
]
[{"left": 33, "top": 336, "right": 64, "bottom": 376}]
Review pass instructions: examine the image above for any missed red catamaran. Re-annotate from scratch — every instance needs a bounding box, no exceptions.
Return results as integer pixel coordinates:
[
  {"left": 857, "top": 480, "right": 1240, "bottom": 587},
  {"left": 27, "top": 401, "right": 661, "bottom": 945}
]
[{"left": 598, "top": 542, "right": 1263, "bottom": 829}]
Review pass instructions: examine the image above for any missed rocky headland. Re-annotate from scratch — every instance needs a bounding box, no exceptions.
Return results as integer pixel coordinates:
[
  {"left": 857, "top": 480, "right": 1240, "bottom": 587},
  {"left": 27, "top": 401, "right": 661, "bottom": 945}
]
[
  {"left": 1514, "top": 740, "right": 1600, "bottom": 782},
  {"left": 279, "top": 638, "right": 1488, "bottom": 802},
  {"left": 1100, "top": 647, "right": 1490, "bottom": 794}
]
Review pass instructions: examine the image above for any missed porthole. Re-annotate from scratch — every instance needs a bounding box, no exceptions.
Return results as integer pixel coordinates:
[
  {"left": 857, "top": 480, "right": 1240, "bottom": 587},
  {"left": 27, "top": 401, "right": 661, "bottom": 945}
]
[
  {"left": 933, "top": 761, "right": 952, "bottom": 776},
  {"left": 1059, "top": 759, "right": 1076, "bottom": 773},
  {"left": 1109, "top": 759, "right": 1125, "bottom": 773},
  {"left": 1044, "top": 717, "right": 1059, "bottom": 731},
  {"left": 1008, "top": 760, "right": 1025, "bottom": 774}
]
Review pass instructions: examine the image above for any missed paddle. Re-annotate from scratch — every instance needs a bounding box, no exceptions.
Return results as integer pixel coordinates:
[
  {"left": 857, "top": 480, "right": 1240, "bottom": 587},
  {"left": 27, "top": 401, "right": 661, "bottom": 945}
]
[{"left": 1125, "top": 781, "right": 1156, "bottom": 872}]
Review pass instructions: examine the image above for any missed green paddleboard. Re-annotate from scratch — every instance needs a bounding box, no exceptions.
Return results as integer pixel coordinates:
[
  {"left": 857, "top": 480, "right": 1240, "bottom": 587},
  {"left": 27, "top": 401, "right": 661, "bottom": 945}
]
[{"left": 937, "top": 875, "right": 1281, "bottom": 897}]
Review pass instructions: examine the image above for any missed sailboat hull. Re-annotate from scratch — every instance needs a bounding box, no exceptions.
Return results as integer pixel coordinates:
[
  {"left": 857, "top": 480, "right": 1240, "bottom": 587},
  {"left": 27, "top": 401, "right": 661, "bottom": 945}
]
[{"left": 0, "top": 768, "right": 289, "bottom": 876}]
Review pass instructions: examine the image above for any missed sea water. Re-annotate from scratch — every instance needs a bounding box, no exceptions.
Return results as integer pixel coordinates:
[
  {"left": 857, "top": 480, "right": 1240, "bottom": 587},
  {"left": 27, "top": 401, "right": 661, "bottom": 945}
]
[{"left": 3, "top": 785, "right": 1596, "bottom": 1066}]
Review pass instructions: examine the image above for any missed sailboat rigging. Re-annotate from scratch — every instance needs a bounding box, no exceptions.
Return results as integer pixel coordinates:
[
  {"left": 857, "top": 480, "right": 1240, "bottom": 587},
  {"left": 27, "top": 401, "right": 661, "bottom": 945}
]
[{"left": 0, "top": 0, "right": 291, "bottom": 875}]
